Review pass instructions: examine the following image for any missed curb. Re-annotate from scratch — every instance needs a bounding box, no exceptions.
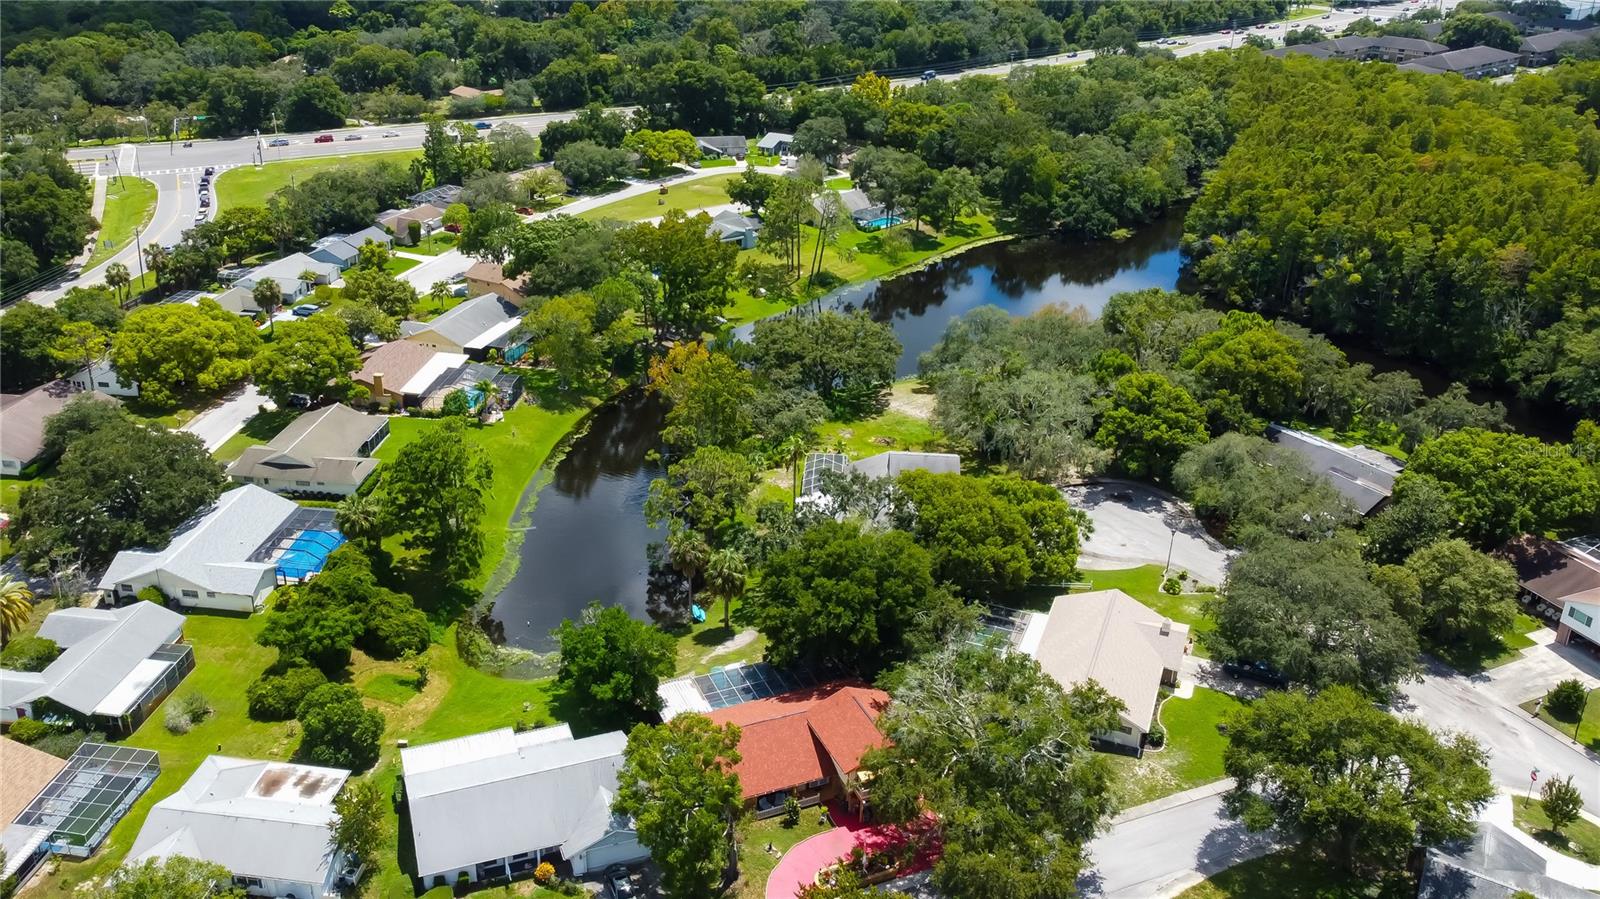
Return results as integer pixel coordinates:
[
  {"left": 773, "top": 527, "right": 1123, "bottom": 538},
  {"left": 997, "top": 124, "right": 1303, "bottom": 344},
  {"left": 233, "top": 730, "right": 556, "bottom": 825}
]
[{"left": 1111, "top": 778, "right": 1234, "bottom": 826}]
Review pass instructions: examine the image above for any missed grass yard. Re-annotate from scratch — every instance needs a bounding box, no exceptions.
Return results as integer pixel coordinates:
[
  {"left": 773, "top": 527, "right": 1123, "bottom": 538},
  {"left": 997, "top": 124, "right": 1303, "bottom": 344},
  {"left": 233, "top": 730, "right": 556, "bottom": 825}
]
[
  {"left": 385, "top": 256, "right": 421, "bottom": 275},
  {"left": 773, "top": 406, "right": 946, "bottom": 500},
  {"left": 698, "top": 157, "right": 737, "bottom": 168},
  {"left": 1522, "top": 685, "right": 1600, "bottom": 751},
  {"left": 1, "top": 474, "right": 43, "bottom": 515},
  {"left": 668, "top": 595, "right": 768, "bottom": 677},
  {"left": 1511, "top": 795, "right": 1600, "bottom": 864},
  {"left": 122, "top": 394, "right": 214, "bottom": 429},
  {"left": 372, "top": 400, "right": 594, "bottom": 599},
  {"left": 733, "top": 813, "right": 833, "bottom": 899},
  {"left": 1433, "top": 611, "right": 1542, "bottom": 674},
  {"left": 824, "top": 176, "right": 853, "bottom": 190},
  {"left": 1176, "top": 845, "right": 1382, "bottom": 898},
  {"left": 1284, "top": 5, "right": 1330, "bottom": 21},
  {"left": 86, "top": 177, "right": 158, "bottom": 269},
  {"left": 1111, "top": 687, "right": 1246, "bottom": 807},
  {"left": 216, "top": 148, "right": 422, "bottom": 211},
  {"left": 405, "top": 232, "right": 459, "bottom": 256},
  {"left": 211, "top": 408, "right": 300, "bottom": 462},
  {"left": 1293, "top": 418, "right": 1408, "bottom": 462},
  {"left": 578, "top": 172, "right": 741, "bottom": 222}
]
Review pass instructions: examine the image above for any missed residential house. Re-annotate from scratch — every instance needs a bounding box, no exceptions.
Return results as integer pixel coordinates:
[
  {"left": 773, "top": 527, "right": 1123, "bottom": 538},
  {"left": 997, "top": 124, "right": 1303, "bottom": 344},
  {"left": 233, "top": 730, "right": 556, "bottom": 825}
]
[
  {"left": 707, "top": 210, "right": 760, "bottom": 249},
  {"left": 1501, "top": 535, "right": 1600, "bottom": 648},
  {"left": 464, "top": 260, "right": 530, "bottom": 305},
  {"left": 401, "top": 725, "right": 648, "bottom": 887},
  {"left": 236, "top": 253, "right": 341, "bottom": 300},
  {"left": 756, "top": 132, "right": 794, "bottom": 155},
  {"left": 1521, "top": 27, "right": 1599, "bottom": 65},
  {"left": 695, "top": 135, "right": 748, "bottom": 159},
  {"left": 1418, "top": 822, "right": 1592, "bottom": 899},
  {"left": 209, "top": 285, "right": 265, "bottom": 317},
  {"left": 307, "top": 227, "right": 392, "bottom": 270},
  {"left": 1265, "top": 424, "right": 1402, "bottom": 516},
  {"left": 129, "top": 757, "right": 357, "bottom": 899},
  {"left": 1398, "top": 46, "right": 1522, "bottom": 78},
  {"left": 414, "top": 360, "right": 524, "bottom": 413},
  {"left": 1019, "top": 589, "right": 1189, "bottom": 752},
  {"left": 0, "top": 603, "right": 191, "bottom": 735},
  {"left": 64, "top": 357, "right": 139, "bottom": 398},
  {"left": 401, "top": 293, "right": 525, "bottom": 360},
  {"left": 0, "top": 738, "right": 66, "bottom": 890},
  {"left": 226, "top": 404, "right": 388, "bottom": 496},
  {"left": 377, "top": 204, "right": 445, "bottom": 246},
  {"left": 0, "top": 381, "right": 119, "bottom": 474},
  {"left": 705, "top": 683, "right": 891, "bottom": 818},
  {"left": 353, "top": 343, "right": 523, "bottom": 411},
  {"left": 97, "top": 484, "right": 344, "bottom": 612},
  {"left": 800, "top": 449, "right": 961, "bottom": 501},
  {"left": 409, "top": 185, "right": 463, "bottom": 208}
]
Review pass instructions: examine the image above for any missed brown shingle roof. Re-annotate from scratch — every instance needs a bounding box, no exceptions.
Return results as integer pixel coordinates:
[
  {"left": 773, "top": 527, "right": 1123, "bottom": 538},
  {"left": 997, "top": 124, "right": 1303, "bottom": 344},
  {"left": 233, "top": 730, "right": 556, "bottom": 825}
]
[
  {"left": 0, "top": 382, "right": 120, "bottom": 466},
  {"left": 355, "top": 341, "right": 441, "bottom": 393},
  {"left": 707, "top": 683, "right": 890, "bottom": 800},
  {"left": 1501, "top": 536, "right": 1600, "bottom": 607},
  {"left": 0, "top": 737, "right": 66, "bottom": 824}
]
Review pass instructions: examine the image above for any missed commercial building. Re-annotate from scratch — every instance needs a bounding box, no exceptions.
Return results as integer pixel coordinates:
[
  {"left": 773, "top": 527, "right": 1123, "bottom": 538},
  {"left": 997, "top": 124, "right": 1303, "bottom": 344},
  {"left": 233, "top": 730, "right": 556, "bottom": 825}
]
[
  {"left": 1520, "top": 26, "right": 1600, "bottom": 66},
  {"left": 401, "top": 725, "right": 647, "bottom": 887}
]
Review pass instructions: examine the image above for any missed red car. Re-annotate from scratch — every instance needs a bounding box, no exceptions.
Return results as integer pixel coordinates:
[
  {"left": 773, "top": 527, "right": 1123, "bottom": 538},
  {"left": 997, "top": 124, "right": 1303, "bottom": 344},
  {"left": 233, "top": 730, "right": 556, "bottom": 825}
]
[{"left": 314, "top": 134, "right": 334, "bottom": 143}]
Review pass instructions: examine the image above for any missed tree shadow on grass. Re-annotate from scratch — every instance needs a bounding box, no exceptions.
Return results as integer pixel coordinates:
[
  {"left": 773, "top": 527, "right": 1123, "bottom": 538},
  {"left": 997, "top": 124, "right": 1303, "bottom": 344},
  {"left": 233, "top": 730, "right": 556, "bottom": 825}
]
[{"left": 238, "top": 407, "right": 300, "bottom": 440}]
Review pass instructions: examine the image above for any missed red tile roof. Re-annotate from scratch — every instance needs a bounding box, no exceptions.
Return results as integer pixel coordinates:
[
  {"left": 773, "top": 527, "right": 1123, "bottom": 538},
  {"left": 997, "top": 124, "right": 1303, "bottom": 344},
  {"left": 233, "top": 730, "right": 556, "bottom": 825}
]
[{"left": 707, "top": 683, "right": 890, "bottom": 800}]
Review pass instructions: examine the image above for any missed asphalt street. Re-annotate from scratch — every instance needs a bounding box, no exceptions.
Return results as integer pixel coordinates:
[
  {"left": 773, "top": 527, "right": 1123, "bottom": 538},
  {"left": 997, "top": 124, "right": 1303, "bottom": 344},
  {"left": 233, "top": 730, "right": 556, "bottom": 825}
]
[{"left": 1080, "top": 784, "right": 1282, "bottom": 899}]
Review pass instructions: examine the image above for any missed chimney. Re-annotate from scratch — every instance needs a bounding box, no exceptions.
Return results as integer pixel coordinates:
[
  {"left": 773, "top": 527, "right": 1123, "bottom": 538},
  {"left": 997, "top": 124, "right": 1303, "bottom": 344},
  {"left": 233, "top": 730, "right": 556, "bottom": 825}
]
[
  {"left": 372, "top": 372, "right": 384, "bottom": 398},
  {"left": 1160, "top": 620, "right": 1171, "bottom": 636}
]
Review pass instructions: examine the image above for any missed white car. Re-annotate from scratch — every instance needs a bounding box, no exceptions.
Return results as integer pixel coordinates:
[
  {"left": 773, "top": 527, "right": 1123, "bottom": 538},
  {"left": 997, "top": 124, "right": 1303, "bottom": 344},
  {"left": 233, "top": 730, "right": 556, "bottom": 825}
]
[{"left": 382, "top": 130, "right": 400, "bottom": 138}]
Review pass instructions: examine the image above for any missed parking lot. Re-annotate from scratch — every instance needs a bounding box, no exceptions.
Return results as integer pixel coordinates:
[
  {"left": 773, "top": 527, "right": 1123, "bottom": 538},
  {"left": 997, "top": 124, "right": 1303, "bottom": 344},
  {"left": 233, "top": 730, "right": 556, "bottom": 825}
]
[{"left": 1063, "top": 480, "right": 1234, "bottom": 587}]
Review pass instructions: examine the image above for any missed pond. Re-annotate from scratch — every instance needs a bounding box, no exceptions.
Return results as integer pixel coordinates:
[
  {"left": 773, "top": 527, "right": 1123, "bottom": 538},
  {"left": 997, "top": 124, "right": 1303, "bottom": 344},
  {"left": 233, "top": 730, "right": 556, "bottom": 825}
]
[{"left": 487, "top": 217, "right": 1188, "bottom": 650}]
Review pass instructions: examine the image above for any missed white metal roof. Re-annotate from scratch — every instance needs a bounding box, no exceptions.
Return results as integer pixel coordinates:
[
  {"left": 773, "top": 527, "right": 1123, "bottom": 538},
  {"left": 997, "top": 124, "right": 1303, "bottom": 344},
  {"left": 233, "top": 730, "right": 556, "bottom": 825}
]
[
  {"left": 20, "top": 603, "right": 184, "bottom": 717},
  {"left": 401, "top": 726, "right": 629, "bottom": 877},
  {"left": 92, "top": 657, "right": 173, "bottom": 717},
  {"left": 129, "top": 756, "right": 350, "bottom": 887},
  {"left": 96, "top": 484, "right": 298, "bottom": 596}
]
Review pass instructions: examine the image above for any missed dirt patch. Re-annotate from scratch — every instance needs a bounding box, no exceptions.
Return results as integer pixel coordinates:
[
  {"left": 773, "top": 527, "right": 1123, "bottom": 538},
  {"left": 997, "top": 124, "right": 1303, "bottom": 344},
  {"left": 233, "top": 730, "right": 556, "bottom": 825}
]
[
  {"left": 888, "top": 381, "right": 936, "bottom": 420},
  {"left": 702, "top": 628, "right": 759, "bottom": 664}
]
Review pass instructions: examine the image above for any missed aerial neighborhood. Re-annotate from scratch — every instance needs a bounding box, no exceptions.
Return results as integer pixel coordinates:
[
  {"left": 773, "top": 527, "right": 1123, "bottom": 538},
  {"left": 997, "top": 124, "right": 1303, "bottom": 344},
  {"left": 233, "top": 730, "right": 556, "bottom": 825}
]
[{"left": 2, "top": 1, "right": 1600, "bottom": 899}]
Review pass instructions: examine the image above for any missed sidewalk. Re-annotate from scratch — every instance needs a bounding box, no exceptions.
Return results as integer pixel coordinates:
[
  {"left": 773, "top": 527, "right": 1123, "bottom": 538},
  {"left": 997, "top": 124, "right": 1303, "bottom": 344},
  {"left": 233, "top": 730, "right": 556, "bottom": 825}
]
[{"left": 1481, "top": 792, "right": 1600, "bottom": 890}]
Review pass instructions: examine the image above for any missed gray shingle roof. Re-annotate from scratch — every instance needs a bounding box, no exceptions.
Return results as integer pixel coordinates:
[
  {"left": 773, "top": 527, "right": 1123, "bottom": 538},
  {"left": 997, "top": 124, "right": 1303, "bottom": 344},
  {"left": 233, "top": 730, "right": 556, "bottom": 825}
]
[
  {"left": 1407, "top": 45, "right": 1522, "bottom": 71},
  {"left": 226, "top": 404, "right": 384, "bottom": 488},
  {"left": 96, "top": 484, "right": 299, "bottom": 596},
  {"left": 129, "top": 756, "right": 350, "bottom": 888},
  {"left": 695, "top": 135, "right": 748, "bottom": 156},
  {"left": 247, "top": 253, "right": 340, "bottom": 284},
  {"left": 1522, "top": 27, "right": 1600, "bottom": 53},
  {"left": 756, "top": 132, "right": 793, "bottom": 151},
  {"left": 411, "top": 294, "right": 521, "bottom": 349},
  {"left": 1265, "top": 425, "right": 1401, "bottom": 515},
  {"left": 401, "top": 726, "right": 630, "bottom": 878},
  {"left": 18, "top": 604, "right": 184, "bottom": 717}
]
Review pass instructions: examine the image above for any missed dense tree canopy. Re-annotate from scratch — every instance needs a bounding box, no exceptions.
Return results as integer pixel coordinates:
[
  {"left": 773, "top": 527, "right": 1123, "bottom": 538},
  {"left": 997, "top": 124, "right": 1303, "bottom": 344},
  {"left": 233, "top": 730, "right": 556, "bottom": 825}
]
[
  {"left": 615, "top": 715, "right": 743, "bottom": 899},
  {"left": 555, "top": 603, "right": 676, "bottom": 727},
  {"left": 379, "top": 417, "right": 493, "bottom": 581},
  {"left": 110, "top": 299, "right": 260, "bottom": 406},
  {"left": 751, "top": 311, "right": 900, "bottom": 418},
  {"left": 251, "top": 314, "right": 361, "bottom": 407},
  {"left": 1172, "top": 434, "right": 1357, "bottom": 546},
  {"left": 1401, "top": 429, "right": 1600, "bottom": 546}
]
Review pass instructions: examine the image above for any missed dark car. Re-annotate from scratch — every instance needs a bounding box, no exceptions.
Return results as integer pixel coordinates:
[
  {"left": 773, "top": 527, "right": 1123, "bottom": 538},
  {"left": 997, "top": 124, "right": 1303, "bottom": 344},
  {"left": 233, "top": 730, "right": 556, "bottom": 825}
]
[
  {"left": 314, "top": 134, "right": 334, "bottom": 143},
  {"left": 199, "top": 195, "right": 210, "bottom": 207},
  {"left": 204, "top": 166, "right": 215, "bottom": 176},
  {"left": 292, "top": 304, "right": 320, "bottom": 317},
  {"left": 269, "top": 138, "right": 290, "bottom": 147},
  {"left": 1222, "top": 660, "right": 1289, "bottom": 688},
  {"left": 921, "top": 70, "right": 936, "bottom": 81},
  {"left": 473, "top": 121, "right": 491, "bottom": 130}
]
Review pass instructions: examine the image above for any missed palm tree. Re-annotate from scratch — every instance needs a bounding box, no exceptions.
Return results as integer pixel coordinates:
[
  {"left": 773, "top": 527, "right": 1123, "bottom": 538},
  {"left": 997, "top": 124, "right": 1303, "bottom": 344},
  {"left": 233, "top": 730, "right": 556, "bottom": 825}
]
[
  {"left": 0, "top": 575, "right": 36, "bottom": 647},
  {"left": 778, "top": 434, "right": 812, "bottom": 502},
  {"left": 253, "top": 279, "right": 283, "bottom": 333},
  {"left": 472, "top": 377, "right": 502, "bottom": 421},
  {"left": 704, "top": 548, "right": 747, "bottom": 632},
  {"left": 105, "top": 262, "right": 130, "bottom": 301},
  {"left": 334, "top": 493, "right": 385, "bottom": 551},
  {"left": 666, "top": 528, "right": 711, "bottom": 612}
]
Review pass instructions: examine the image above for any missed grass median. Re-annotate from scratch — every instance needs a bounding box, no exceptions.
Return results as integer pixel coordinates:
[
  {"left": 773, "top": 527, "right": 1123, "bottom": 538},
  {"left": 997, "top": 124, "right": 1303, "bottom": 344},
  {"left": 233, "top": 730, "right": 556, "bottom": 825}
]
[
  {"left": 86, "top": 176, "right": 158, "bottom": 270},
  {"left": 216, "top": 148, "right": 422, "bottom": 211}
]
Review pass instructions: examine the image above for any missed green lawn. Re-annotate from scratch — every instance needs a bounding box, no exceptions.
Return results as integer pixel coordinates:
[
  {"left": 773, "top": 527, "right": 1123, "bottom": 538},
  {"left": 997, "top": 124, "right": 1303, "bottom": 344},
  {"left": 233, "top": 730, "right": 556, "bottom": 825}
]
[
  {"left": 698, "top": 157, "right": 737, "bottom": 169},
  {"left": 385, "top": 256, "right": 421, "bottom": 275},
  {"left": 1522, "top": 685, "right": 1600, "bottom": 750},
  {"left": 1284, "top": 6, "right": 1330, "bottom": 22},
  {"left": 1293, "top": 418, "right": 1407, "bottom": 462},
  {"left": 372, "top": 400, "right": 594, "bottom": 598},
  {"left": 1111, "top": 687, "right": 1246, "bottom": 807},
  {"left": 824, "top": 176, "right": 853, "bottom": 190},
  {"left": 1176, "top": 845, "right": 1379, "bottom": 898},
  {"left": 578, "top": 172, "right": 742, "bottom": 222},
  {"left": 122, "top": 394, "right": 214, "bottom": 429},
  {"left": 404, "top": 232, "right": 459, "bottom": 256},
  {"left": 1, "top": 475, "right": 42, "bottom": 515},
  {"left": 1512, "top": 795, "right": 1600, "bottom": 865},
  {"left": 216, "top": 149, "right": 422, "bottom": 211},
  {"left": 669, "top": 595, "right": 768, "bottom": 677},
  {"left": 1433, "top": 611, "right": 1542, "bottom": 674},
  {"left": 733, "top": 813, "right": 833, "bottom": 899},
  {"left": 211, "top": 408, "right": 300, "bottom": 463},
  {"left": 87, "top": 177, "right": 158, "bottom": 269}
]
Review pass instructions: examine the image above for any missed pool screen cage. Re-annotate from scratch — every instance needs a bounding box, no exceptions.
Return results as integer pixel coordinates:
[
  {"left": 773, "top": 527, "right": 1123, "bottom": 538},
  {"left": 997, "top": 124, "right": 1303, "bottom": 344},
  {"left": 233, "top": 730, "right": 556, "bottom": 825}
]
[
  {"left": 16, "top": 743, "right": 160, "bottom": 857},
  {"left": 799, "top": 452, "right": 849, "bottom": 497},
  {"left": 249, "top": 506, "right": 343, "bottom": 582}
]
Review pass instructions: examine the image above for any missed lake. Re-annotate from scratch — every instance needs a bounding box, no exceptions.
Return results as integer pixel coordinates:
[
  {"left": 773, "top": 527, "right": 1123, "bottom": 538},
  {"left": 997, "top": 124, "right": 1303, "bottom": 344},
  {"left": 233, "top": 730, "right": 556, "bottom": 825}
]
[{"left": 486, "top": 217, "right": 1188, "bottom": 649}]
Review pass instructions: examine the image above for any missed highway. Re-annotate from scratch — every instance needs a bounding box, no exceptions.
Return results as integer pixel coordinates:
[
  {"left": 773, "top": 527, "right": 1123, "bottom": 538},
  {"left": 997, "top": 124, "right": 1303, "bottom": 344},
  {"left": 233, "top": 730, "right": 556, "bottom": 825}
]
[{"left": 38, "top": 0, "right": 1432, "bottom": 304}]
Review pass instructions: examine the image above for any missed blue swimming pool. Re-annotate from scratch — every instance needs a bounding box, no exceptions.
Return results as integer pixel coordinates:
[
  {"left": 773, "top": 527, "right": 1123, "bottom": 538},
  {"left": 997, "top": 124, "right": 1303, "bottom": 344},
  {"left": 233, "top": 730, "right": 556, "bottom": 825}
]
[
  {"left": 276, "top": 529, "right": 345, "bottom": 580},
  {"left": 859, "top": 215, "right": 904, "bottom": 231}
]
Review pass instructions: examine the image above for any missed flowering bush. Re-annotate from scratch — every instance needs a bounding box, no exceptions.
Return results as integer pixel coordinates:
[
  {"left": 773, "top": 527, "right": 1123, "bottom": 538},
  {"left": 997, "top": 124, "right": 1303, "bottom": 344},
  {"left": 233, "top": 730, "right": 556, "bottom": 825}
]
[{"left": 534, "top": 862, "right": 556, "bottom": 884}]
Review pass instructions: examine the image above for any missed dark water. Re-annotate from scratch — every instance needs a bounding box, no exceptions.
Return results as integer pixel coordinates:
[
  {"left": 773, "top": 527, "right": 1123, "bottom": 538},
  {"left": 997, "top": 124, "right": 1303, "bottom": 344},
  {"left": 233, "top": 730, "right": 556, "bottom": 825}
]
[
  {"left": 823, "top": 214, "right": 1187, "bottom": 376},
  {"left": 487, "top": 390, "right": 666, "bottom": 651}
]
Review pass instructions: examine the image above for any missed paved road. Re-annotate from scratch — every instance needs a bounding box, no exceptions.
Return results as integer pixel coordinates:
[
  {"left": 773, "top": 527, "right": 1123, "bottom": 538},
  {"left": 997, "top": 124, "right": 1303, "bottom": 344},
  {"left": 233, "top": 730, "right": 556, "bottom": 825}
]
[
  {"left": 1396, "top": 658, "right": 1600, "bottom": 814},
  {"left": 179, "top": 383, "right": 268, "bottom": 451},
  {"left": 1065, "top": 481, "right": 1234, "bottom": 587},
  {"left": 1080, "top": 783, "right": 1282, "bottom": 899}
]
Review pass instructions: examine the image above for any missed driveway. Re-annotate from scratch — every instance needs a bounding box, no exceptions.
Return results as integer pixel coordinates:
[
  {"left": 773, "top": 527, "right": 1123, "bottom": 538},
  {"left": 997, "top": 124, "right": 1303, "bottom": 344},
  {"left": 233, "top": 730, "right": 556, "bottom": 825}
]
[
  {"left": 179, "top": 383, "right": 269, "bottom": 451},
  {"left": 1395, "top": 658, "right": 1600, "bottom": 815},
  {"left": 1063, "top": 481, "right": 1234, "bottom": 587},
  {"left": 1481, "top": 633, "right": 1600, "bottom": 706}
]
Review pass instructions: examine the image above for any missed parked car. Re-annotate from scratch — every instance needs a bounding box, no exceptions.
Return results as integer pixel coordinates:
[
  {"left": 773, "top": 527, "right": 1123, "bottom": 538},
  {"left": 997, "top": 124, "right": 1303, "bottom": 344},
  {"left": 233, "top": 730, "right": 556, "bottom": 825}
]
[
  {"left": 382, "top": 130, "right": 400, "bottom": 138},
  {"left": 269, "top": 137, "right": 291, "bottom": 146},
  {"left": 473, "top": 121, "right": 491, "bottom": 130},
  {"left": 443, "top": 223, "right": 462, "bottom": 233},
  {"left": 204, "top": 166, "right": 215, "bottom": 176},
  {"left": 1222, "top": 660, "right": 1289, "bottom": 688},
  {"left": 199, "top": 195, "right": 210, "bottom": 207},
  {"left": 344, "top": 133, "right": 362, "bottom": 141},
  {"left": 606, "top": 866, "right": 636, "bottom": 899},
  {"left": 292, "top": 304, "right": 321, "bottom": 317},
  {"left": 314, "top": 134, "right": 334, "bottom": 143}
]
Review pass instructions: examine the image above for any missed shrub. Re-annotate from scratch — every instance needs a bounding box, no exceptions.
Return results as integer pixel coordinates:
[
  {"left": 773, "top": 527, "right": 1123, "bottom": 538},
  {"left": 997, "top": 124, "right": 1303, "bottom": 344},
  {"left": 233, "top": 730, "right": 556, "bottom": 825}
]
[
  {"left": 1548, "top": 679, "right": 1588, "bottom": 719},
  {"left": 176, "top": 692, "right": 211, "bottom": 722},
  {"left": 407, "top": 220, "right": 421, "bottom": 244},
  {"left": 0, "top": 635, "right": 61, "bottom": 672},
  {"left": 246, "top": 666, "right": 328, "bottom": 721},
  {"left": 361, "top": 595, "right": 431, "bottom": 659},
  {"left": 534, "top": 862, "right": 555, "bottom": 885},
  {"left": 33, "top": 728, "right": 100, "bottom": 759},
  {"left": 783, "top": 795, "right": 801, "bottom": 828},
  {"left": 7, "top": 718, "right": 50, "bottom": 744},
  {"left": 297, "top": 683, "right": 384, "bottom": 770},
  {"left": 1146, "top": 724, "right": 1167, "bottom": 748},
  {"left": 164, "top": 704, "right": 192, "bottom": 734},
  {"left": 1161, "top": 576, "right": 1182, "bottom": 595},
  {"left": 137, "top": 585, "right": 167, "bottom": 605}
]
